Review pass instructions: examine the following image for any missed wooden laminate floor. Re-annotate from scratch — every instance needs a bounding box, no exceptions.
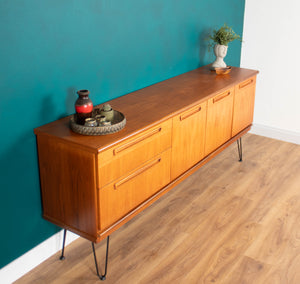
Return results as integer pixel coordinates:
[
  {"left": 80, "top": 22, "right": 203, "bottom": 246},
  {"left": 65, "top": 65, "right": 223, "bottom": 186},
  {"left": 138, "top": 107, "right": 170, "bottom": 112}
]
[{"left": 15, "top": 134, "right": 300, "bottom": 284}]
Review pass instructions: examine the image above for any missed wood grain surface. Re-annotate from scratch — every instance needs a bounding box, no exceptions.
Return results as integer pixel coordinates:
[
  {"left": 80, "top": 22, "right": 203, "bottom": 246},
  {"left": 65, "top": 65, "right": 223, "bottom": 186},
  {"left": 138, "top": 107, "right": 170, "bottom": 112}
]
[
  {"left": 171, "top": 100, "right": 207, "bottom": 179},
  {"left": 232, "top": 76, "right": 256, "bottom": 136},
  {"left": 16, "top": 133, "right": 300, "bottom": 284},
  {"left": 205, "top": 87, "right": 234, "bottom": 155},
  {"left": 34, "top": 66, "right": 258, "bottom": 153}
]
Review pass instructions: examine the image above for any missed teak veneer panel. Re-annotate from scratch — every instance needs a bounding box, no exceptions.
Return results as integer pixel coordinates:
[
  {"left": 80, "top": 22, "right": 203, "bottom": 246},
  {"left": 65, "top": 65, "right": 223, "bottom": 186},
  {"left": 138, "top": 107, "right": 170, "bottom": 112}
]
[
  {"left": 232, "top": 76, "right": 257, "bottom": 136},
  {"left": 37, "top": 135, "right": 98, "bottom": 240},
  {"left": 205, "top": 87, "right": 235, "bottom": 155},
  {"left": 99, "top": 149, "right": 171, "bottom": 231},
  {"left": 98, "top": 119, "right": 172, "bottom": 188},
  {"left": 34, "top": 66, "right": 258, "bottom": 153},
  {"left": 171, "top": 100, "right": 207, "bottom": 179}
]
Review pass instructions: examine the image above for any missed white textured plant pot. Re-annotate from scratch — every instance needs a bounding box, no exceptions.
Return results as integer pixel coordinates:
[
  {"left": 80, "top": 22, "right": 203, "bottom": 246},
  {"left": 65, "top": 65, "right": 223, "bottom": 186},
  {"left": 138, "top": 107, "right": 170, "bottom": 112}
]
[{"left": 211, "top": 44, "right": 228, "bottom": 68}]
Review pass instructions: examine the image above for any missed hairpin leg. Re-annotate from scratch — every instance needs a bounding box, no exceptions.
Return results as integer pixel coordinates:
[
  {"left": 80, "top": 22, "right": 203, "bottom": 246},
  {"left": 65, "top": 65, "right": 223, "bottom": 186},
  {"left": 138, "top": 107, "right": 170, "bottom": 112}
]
[
  {"left": 237, "top": 137, "right": 243, "bottom": 162},
  {"left": 59, "top": 229, "right": 67, "bottom": 260},
  {"left": 92, "top": 236, "right": 110, "bottom": 281}
]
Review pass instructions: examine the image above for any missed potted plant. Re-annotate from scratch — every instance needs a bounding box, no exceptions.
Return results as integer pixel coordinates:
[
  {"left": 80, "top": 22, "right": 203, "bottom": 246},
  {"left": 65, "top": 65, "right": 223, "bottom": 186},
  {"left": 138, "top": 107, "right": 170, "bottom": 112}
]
[{"left": 207, "top": 24, "right": 242, "bottom": 69}]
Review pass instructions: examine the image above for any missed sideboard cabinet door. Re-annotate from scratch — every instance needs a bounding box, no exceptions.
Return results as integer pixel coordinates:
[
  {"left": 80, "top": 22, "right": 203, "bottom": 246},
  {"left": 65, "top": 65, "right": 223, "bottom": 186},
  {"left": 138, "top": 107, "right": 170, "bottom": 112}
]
[
  {"left": 232, "top": 76, "right": 257, "bottom": 136},
  {"left": 171, "top": 101, "right": 207, "bottom": 179},
  {"left": 205, "top": 88, "right": 234, "bottom": 155}
]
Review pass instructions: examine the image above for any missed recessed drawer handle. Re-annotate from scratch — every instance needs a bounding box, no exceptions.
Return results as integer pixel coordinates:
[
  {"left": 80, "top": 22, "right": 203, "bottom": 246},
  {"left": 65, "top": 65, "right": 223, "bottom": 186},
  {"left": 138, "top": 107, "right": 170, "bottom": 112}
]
[
  {"left": 114, "top": 157, "right": 162, "bottom": 189},
  {"left": 239, "top": 79, "right": 253, "bottom": 89},
  {"left": 113, "top": 127, "right": 162, "bottom": 155},
  {"left": 180, "top": 106, "right": 202, "bottom": 121},
  {"left": 213, "top": 91, "right": 231, "bottom": 103}
]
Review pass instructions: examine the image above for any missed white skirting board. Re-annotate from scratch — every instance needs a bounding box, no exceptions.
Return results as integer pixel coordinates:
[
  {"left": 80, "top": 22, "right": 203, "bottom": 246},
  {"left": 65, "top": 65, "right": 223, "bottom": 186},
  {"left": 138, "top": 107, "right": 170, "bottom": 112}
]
[
  {"left": 0, "top": 230, "right": 79, "bottom": 284},
  {"left": 1, "top": 123, "right": 299, "bottom": 284},
  {"left": 250, "top": 123, "right": 300, "bottom": 145}
]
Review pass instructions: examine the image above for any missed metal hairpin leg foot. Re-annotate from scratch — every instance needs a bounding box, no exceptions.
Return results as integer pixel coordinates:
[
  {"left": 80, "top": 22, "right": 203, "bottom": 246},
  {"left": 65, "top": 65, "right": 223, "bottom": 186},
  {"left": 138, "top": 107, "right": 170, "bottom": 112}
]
[
  {"left": 237, "top": 137, "right": 243, "bottom": 162},
  {"left": 60, "top": 229, "right": 67, "bottom": 260},
  {"left": 92, "top": 236, "right": 110, "bottom": 281}
]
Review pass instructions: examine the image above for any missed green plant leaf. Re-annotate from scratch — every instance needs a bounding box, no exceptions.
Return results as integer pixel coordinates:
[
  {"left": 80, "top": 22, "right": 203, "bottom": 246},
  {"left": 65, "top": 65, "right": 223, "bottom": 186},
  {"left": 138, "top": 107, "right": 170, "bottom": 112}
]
[{"left": 206, "top": 23, "right": 242, "bottom": 51}]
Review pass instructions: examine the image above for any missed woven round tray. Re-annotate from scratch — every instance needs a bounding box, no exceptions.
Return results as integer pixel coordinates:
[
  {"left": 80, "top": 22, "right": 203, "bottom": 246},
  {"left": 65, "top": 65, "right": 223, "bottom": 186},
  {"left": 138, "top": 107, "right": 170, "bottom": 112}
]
[{"left": 70, "top": 110, "right": 126, "bottom": 135}]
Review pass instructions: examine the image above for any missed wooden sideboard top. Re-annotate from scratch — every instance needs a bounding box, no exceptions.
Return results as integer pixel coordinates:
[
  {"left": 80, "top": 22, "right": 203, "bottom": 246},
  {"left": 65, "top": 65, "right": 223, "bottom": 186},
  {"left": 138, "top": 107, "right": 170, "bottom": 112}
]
[{"left": 34, "top": 65, "right": 258, "bottom": 153}]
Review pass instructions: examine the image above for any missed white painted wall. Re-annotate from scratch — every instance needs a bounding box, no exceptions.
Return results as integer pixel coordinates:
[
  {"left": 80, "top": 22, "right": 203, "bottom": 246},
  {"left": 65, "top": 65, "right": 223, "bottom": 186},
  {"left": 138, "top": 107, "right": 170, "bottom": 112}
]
[{"left": 241, "top": 0, "right": 300, "bottom": 144}]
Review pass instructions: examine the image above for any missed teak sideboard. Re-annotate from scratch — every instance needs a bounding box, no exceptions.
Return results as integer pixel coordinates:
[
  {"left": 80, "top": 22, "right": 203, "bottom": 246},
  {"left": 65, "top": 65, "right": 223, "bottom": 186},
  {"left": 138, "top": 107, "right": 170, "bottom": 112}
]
[{"left": 34, "top": 65, "right": 258, "bottom": 279}]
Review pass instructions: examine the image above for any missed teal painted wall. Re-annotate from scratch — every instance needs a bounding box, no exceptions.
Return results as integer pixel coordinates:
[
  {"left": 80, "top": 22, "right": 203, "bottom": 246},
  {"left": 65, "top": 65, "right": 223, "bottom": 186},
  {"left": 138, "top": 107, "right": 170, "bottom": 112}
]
[{"left": 0, "top": 0, "right": 245, "bottom": 268}]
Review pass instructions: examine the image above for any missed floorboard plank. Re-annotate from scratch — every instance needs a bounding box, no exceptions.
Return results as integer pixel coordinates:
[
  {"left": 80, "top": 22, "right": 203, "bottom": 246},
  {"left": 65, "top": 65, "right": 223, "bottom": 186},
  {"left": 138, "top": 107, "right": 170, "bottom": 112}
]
[{"left": 14, "top": 134, "right": 300, "bottom": 284}]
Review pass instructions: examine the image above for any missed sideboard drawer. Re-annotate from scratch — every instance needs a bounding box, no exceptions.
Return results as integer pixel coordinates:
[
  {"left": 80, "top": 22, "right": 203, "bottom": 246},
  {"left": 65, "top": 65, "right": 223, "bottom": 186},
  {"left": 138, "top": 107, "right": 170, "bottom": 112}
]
[
  {"left": 99, "top": 149, "right": 171, "bottom": 231},
  {"left": 97, "top": 119, "right": 172, "bottom": 188}
]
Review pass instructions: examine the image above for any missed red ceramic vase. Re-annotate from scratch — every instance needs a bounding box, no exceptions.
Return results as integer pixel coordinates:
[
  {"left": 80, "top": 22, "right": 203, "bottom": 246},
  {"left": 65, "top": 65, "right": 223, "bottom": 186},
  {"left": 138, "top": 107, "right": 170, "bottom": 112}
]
[{"left": 75, "top": 89, "right": 93, "bottom": 125}]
